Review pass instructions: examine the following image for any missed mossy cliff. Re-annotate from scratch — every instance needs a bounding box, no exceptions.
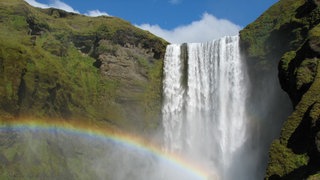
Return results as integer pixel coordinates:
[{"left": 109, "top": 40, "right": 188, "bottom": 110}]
[
  {"left": 240, "top": 0, "right": 320, "bottom": 179},
  {"left": 0, "top": 0, "right": 168, "bottom": 133},
  {"left": 0, "top": 1, "right": 168, "bottom": 178}
]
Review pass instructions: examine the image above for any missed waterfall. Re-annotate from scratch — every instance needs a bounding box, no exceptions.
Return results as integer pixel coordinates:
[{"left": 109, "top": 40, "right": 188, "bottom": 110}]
[{"left": 162, "top": 36, "right": 250, "bottom": 180}]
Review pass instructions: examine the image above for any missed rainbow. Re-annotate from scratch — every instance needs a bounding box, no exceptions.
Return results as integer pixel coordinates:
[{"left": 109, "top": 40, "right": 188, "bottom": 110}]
[{"left": 0, "top": 118, "right": 216, "bottom": 180}]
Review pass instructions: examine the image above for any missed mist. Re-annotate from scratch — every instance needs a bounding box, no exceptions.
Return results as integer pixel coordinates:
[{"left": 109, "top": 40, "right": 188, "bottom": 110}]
[
  {"left": 0, "top": 126, "right": 209, "bottom": 180},
  {"left": 241, "top": 57, "right": 293, "bottom": 179}
]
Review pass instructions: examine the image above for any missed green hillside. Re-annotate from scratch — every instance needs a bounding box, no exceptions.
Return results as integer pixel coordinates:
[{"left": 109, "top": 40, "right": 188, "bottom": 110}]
[{"left": 0, "top": 0, "right": 168, "bottom": 133}]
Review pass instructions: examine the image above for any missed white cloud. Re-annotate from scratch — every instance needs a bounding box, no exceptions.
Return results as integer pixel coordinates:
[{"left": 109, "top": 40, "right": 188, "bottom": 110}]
[
  {"left": 85, "top": 10, "right": 110, "bottom": 17},
  {"left": 24, "top": 1, "right": 240, "bottom": 43},
  {"left": 136, "top": 13, "right": 242, "bottom": 44},
  {"left": 24, "top": 0, "right": 110, "bottom": 17},
  {"left": 24, "top": 0, "right": 49, "bottom": 9},
  {"left": 24, "top": 0, "right": 78, "bottom": 13},
  {"left": 49, "top": 0, "right": 79, "bottom": 13}
]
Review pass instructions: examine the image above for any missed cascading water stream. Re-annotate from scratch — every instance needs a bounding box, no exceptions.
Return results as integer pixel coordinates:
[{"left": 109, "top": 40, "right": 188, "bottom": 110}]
[{"left": 162, "top": 36, "right": 250, "bottom": 180}]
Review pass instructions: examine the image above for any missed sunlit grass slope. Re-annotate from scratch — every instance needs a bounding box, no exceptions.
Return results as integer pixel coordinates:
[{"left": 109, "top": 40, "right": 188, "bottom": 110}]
[{"left": 0, "top": 0, "right": 168, "bottom": 133}]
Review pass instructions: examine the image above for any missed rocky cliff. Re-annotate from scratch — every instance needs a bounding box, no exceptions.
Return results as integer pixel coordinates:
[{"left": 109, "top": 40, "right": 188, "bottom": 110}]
[
  {"left": 0, "top": 0, "right": 168, "bottom": 133},
  {"left": 0, "top": 1, "right": 168, "bottom": 178},
  {"left": 240, "top": 0, "right": 320, "bottom": 179}
]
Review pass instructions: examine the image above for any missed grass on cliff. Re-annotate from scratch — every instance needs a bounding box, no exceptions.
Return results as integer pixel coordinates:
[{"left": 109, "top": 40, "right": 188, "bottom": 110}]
[
  {"left": 0, "top": 1, "right": 168, "bottom": 178},
  {"left": 0, "top": 14, "right": 116, "bottom": 116},
  {"left": 141, "top": 59, "right": 163, "bottom": 130},
  {"left": 308, "top": 173, "right": 320, "bottom": 180},
  {"left": 0, "top": 0, "right": 167, "bottom": 132},
  {"left": 240, "top": 0, "right": 307, "bottom": 60},
  {"left": 267, "top": 139, "right": 309, "bottom": 178}
]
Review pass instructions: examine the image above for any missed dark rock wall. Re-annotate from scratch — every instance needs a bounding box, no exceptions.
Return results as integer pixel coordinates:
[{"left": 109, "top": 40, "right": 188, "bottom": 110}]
[{"left": 240, "top": 0, "right": 320, "bottom": 179}]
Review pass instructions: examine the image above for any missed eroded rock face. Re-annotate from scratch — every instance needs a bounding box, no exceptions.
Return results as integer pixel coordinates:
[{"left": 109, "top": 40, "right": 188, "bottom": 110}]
[
  {"left": 72, "top": 34, "right": 167, "bottom": 133},
  {"left": 0, "top": 0, "right": 168, "bottom": 133},
  {"left": 240, "top": 0, "right": 320, "bottom": 179}
]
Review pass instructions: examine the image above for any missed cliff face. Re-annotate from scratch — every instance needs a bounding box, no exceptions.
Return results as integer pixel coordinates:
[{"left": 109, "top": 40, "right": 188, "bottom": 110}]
[
  {"left": 0, "top": 1, "right": 168, "bottom": 178},
  {"left": 0, "top": 0, "right": 168, "bottom": 133},
  {"left": 240, "top": 0, "right": 320, "bottom": 179}
]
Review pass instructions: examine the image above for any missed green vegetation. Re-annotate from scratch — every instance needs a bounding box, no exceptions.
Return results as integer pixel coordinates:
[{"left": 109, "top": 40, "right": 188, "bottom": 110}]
[
  {"left": 0, "top": 0, "right": 169, "bottom": 178},
  {"left": 241, "top": 0, "right": 320, "bottom": 179},
  {"left": 0, "top": 128, "right": 119, "bottom": 180},
  {"left": 308, "top": 173, "right": 320, "bottom": 180},
  {"left": 0, "top": 0, "right": 168, "bottom": 130},
  {"left": 279, "top": 51, "right": 296, "bottom": 73},
  {"left": 240, "top": 0, "right": 306, "bottom": 62},
  {"left": 142, "top": 59, "right": 164, "bottom": 130},
  {"left": 267, "top": 140, "right": 309, "bottom": 177},
  {"left": 295, "top": 59, "right": 318, "bottom": 90}
]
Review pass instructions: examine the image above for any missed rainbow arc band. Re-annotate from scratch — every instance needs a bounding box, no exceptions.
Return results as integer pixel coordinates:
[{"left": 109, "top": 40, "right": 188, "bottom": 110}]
[{"left": 0, "top": 118, "right": 214, "bottom": 180}]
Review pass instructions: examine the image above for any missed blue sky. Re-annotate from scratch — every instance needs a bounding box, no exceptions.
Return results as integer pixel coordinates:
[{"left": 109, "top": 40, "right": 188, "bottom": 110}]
[{"left": 24, "top": 0, "right": 278, "bottom": 43}]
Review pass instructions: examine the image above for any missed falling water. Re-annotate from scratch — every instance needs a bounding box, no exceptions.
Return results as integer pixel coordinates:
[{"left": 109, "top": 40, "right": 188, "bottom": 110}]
[{"left": 162, "top": 36, "right": 249, "bottom": 180}]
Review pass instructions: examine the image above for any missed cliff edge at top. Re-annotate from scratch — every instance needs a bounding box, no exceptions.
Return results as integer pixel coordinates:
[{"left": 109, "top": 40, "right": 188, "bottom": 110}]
[
  {"left": 240, "top": 0, "right": 320, "bottom": 179},
  {"left": 0, "top": 0, "right": 168, "bottom": 133}
]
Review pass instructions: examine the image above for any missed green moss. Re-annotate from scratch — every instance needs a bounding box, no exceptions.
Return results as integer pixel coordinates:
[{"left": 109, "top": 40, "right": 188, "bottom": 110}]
[
  {"left": 0, "top": 0, "right": 167, "bottom": 128},
  {"left": 308, "top": 173, "right": 320, "bottom": 179},
  {"left": 97, "top": 40, "right": 118, "bottom": 55},
  {"left": 309, "top": 102, "right": 320, "bottom": 124},
  {"left": 5, "top": 82, "right": 13, "bottom": 99},
  {"left": 280, "top": 51, "right": 296, "bottom": 72},
  {"left": 10, "top": 15, "right": 28, "bottom": 30},
  {"left": 142, "top": 60, "right": 163, "bottom": 131},
  {"left": 309, "top": 25, "right": 320, "bottom": 38},
  {"left": 295, "top": 59, "right": 318, "bottom": 89},
  {"left": 241, "top": 0, "right": 320, "bottom": 178},
  {"left": 0, "top": 0, "right": 168, "bottom": 177},
  {"left": 137, "top": 57, "right": 149, "bottom": 69},
  {"left": 0, "top": 171, "right": 10, "bottom": 180},
  {"left": 240, "top": 0, "right": 307, "bottom": 62},
  {"left": 267, "top": 140, "right": 309, "bottom": 178},
  {"left": 309, "top": 25, "right": 320, "bottom": 53}
]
